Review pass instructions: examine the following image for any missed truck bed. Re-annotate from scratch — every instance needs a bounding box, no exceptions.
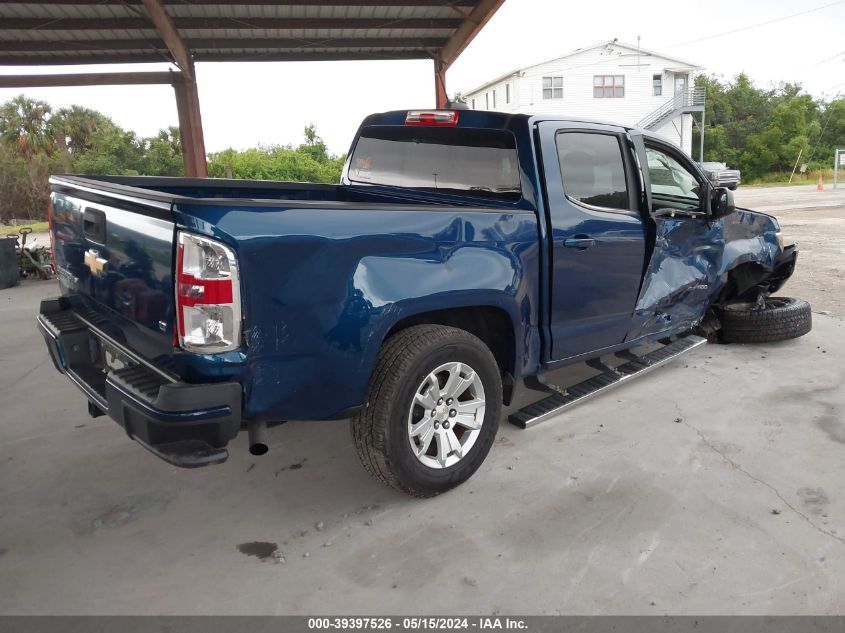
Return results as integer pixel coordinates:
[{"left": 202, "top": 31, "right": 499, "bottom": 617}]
[
  {"left": 48, "top": 173, "right": 539, "bottom": 423},
  {"left": 52, "top": 174, "right": 523, "bottom": 209}
]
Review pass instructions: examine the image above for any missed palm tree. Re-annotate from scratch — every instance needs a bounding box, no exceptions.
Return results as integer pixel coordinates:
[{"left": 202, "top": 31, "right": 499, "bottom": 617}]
[
  {"left": 53, "top": 105, "right": 113, "bottom": 154},
  {"left": 0, "top": 95, "right": 55, "bottom": 158}
]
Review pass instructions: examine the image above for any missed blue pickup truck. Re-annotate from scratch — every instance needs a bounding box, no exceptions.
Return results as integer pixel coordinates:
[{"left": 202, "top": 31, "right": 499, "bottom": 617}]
[{"left": 38, "top": 109, "right": 810, "bottom": 496}]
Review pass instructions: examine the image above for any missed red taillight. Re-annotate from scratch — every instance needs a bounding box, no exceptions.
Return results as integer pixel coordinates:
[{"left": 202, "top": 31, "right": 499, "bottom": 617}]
[
  {"left": 175, "top": 232, "right": 241, "bottom": 353},
  {"left": 405, "top": 110, "right": 459, "bottom": 127}
]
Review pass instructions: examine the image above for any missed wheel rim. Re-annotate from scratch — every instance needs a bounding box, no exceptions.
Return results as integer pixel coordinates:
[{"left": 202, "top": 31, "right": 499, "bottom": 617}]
[
  {"left": 407, "top": 361, "right": 486, "bottom": 469},
  {"left": 723, "top": 297, "right": 794, "bottom": 312},
  {"left": 763, "top": 297, "right": 793, "bottom": 310}
]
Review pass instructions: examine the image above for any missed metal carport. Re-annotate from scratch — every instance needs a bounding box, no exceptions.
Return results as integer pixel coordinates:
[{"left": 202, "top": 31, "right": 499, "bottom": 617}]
[{"left": 0, "top": 0, "right": 505, "bottom": 176}]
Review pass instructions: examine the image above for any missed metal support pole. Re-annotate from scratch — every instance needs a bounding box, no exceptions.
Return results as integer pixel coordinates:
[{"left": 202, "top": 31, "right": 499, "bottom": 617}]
[
  {"left": 172, "top": 69, "right": 208, "bottom": 178},
  {"left": 434, "top": 60, "right": 448, "bottom": 109},
  {"left": 835, "top": 149, "right": 840, "bottom": 189},
  {"left": 699, "top": 109, "right": 705, "bottom": 164}
]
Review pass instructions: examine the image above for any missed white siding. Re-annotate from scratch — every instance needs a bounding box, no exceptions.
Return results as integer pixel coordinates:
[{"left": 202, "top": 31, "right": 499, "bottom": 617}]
[
  {"left": 468, "top": 73, "right": 521, "bottom": 114},
  {"left": 465, "top": 43, "right": 701, "bottom": 155},
  {"left": 653, "top": 113, "right": 695, "bottom": 156}
]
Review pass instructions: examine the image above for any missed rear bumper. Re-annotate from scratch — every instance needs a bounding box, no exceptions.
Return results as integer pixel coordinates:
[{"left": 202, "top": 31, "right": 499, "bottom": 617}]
[{"left": 37, "top": 296, "right": 242, "bottom": 468}]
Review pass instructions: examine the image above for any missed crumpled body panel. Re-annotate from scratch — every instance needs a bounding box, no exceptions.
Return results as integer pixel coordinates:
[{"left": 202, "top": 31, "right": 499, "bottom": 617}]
[{"left": 629, "top": 209, "right": 780, "bottom": 340}]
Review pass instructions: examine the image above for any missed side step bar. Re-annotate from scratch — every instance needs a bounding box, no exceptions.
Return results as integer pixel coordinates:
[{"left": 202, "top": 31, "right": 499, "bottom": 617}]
[{"left": 509, "top": 335, "right": 707, "bottom": 429}]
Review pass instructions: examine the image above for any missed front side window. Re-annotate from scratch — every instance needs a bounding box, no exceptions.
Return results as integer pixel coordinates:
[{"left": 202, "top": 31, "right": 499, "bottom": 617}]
[
  {"left": 556, "top": 132, "right": 630, "bottom": 211},
  {"left": 645, "top": 146, "right": 703, "bottom": 213},
  {"left": 543, "top": 76, "right": 563, "bottom": 99},
  {"left": 593, "top": 75, "right": 625, "bottom": 98},
  {"left": 348, "top": 126, "right": 521, "bottom": 201}
]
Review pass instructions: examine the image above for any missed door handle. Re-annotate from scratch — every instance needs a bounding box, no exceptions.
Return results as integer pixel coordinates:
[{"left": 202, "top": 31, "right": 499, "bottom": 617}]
[{"left": 562, "top": 236, "right": 596, "bottom": 250}]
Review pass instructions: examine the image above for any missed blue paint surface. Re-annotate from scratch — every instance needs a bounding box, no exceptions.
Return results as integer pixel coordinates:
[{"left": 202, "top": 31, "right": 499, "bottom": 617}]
[
  {"left": 48, "top": 110, "right": 789, "bottom": 423},
  {"left": 631, "top": 209, "right": 780, "bottom": 339}
]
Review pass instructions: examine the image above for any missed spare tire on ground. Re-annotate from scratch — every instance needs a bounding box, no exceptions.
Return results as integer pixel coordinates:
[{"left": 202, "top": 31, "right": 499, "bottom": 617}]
[{"left": 717, "top": 297, "right": 812, "bottom": 343}]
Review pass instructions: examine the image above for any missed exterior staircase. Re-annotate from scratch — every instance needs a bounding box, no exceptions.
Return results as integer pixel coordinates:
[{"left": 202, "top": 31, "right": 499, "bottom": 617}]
[{"left": 637, "top": 87, "right": 705, "bottom": 131}]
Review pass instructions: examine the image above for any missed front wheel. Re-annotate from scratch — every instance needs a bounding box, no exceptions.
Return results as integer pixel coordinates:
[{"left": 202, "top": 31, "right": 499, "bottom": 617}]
[{"left": 351, "top": 325, "right": 502, "bottom": 497}]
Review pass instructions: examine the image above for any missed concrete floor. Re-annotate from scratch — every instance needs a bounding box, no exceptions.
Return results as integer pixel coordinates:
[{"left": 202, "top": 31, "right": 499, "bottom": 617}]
[{"left": 1, "top": 186, "right": 844, "bottom": 615}]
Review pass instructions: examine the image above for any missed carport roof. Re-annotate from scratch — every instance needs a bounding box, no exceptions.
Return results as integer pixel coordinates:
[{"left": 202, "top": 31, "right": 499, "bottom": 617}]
[{"left": 0, "top": 1, "right": 503, "bottom": 67}]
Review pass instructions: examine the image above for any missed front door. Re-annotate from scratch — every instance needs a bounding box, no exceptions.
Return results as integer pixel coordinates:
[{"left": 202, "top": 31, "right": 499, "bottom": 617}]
[
  {"left": 674, "top": 74, "right": 688, "bottom": 95},
  {"left": 538, "top": 122, "right": 647, "bottom": 361},
  {"left": 628, "top": 135, "right": 716, "bottom": 339}
]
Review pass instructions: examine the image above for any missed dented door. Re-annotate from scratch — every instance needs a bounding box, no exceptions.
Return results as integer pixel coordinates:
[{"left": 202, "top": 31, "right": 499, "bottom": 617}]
[{"left": 627, "top": 135, "right": 780, "bottom": 340}]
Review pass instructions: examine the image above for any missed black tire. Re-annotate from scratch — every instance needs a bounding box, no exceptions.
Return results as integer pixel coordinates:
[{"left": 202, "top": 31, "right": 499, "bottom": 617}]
[
  {"left": 350, "top": 325, "right": 502, "bottom": 497},
  {"left": 728, "top": 184, "right": 739, "bottom": 191},
  {"left": 717, "top": 297, "right": 812, "bottom": 343}
]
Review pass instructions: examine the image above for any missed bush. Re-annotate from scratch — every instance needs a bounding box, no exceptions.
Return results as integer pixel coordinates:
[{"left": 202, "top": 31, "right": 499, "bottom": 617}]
[{"left": 0, "top": 94, "right": 345, "bottom": 220}]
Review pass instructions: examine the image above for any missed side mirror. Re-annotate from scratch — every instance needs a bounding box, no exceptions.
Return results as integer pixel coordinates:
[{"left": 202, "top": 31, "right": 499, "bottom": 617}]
[{"left": 710, "top": 187, "right": 735, "bottom": 219}]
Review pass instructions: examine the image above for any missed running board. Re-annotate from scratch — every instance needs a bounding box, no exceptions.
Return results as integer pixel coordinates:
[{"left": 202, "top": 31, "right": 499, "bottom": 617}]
[{"left": 509, "top": 335, "right": 707, "bottom": 429}]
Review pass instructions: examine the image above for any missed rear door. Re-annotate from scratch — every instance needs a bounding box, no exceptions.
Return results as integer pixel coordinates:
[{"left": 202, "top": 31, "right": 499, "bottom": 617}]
[{"left": 537, "top": 122, "right": 647, "bottom": 360}]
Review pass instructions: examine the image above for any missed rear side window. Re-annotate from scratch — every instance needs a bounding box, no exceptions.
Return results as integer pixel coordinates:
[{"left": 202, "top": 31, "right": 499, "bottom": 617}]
[
  {"left": 556, "top": 132, "right": 630, "bottom": 211},
  {"left": 348, "top": 126, "right": 521, "bottom": 201}
]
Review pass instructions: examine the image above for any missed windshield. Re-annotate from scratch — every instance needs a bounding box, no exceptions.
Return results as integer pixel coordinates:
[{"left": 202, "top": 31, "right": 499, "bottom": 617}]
[{"left": 348, "top": 125, "right": 522, "bottom": 202}]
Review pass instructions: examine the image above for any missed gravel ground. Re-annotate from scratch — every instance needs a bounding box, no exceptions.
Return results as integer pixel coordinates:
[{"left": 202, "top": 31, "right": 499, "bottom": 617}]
[{"left": 735, "top": 185, "right": 845, "bottom": 315}]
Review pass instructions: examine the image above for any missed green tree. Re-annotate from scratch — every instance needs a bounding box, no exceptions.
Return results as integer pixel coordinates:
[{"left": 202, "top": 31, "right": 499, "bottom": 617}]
[
  {"left": 692, "top": 75, "right": 842, "bottom": 180},
  {"left": 143, "top": 127, "right": 184, "bottom": 176},
  {"left": 297, "top": 123, "right": 330, "bottom": 163},
  {"left": 72, "top": 124, "right": 145, "bottom": 175},
  {"left": 0, "top": 95, "right": 55, "bottom": 158},
  {"left": 53, "top": 105, "right": 114, "bottom": 154},
  {"left": 208, "top": 125, "right": 345, "bottom": 183}
]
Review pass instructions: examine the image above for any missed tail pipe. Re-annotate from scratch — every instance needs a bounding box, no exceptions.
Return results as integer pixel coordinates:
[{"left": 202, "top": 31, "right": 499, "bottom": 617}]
[{"left": 248, "top": 420, "right": 269, "bottom": 456}]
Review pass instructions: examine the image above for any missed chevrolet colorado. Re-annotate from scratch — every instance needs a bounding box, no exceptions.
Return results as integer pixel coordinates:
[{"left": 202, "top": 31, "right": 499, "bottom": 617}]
[{"left": 38, "top": 109, "right": 809, "bottom": 496}]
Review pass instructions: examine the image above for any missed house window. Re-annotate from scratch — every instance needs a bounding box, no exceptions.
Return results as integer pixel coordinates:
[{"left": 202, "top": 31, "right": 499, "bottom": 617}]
[
  {"left": 493, "top": 90, "right": 497, "bottom": 108},
  {"left": 543, "top": 76, "right": 563, "bottom": 99},
  {"left": 485, "top": 93, "right": 489, "bottom": 109},
  {"left": 653, "top": 74, "right": 662, "bottom": 96},
  {"left": 471, "top": 98, "right": 476, "bottom": 110},
  {"left": 506, "top": 83, "right": 511, "bottom": 104},
  {"left": 593, "top": 75, "right": 625, "bottom": 98}
]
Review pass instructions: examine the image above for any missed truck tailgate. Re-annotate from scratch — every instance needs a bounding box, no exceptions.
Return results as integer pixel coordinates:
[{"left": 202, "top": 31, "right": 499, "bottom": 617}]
[{"left": 50, "top": 181, "right": 176, "bottom": 362}]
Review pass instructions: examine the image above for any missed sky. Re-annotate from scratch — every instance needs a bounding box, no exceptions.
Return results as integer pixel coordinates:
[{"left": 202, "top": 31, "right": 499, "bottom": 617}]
[{"left": 1, "top": 0, "right": 843, "bottom": 156}]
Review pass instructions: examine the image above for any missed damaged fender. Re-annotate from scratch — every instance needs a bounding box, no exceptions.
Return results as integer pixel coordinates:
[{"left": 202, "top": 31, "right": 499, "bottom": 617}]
[{"left": 628, "top": 209, "right": 783, "bottom": 340}]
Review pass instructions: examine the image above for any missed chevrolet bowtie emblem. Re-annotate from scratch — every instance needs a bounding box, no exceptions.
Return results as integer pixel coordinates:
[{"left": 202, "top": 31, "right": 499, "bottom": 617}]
[{"left": 84, "top": 249, "right": 108, "bottom": 275}]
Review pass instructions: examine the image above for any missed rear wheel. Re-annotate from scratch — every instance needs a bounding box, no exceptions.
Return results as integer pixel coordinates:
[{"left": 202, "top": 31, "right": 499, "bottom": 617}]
[
  {"left": 351, "top": 325, "right": 501, "bottom": 497},
  {"left": 717, "top": 297, "right": 811, "bottom": 343}
]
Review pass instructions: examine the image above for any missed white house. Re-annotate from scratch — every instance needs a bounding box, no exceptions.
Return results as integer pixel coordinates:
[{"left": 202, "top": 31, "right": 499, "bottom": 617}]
[{"left": 464, "top": 40, "right": 704, "bottom": 156}]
